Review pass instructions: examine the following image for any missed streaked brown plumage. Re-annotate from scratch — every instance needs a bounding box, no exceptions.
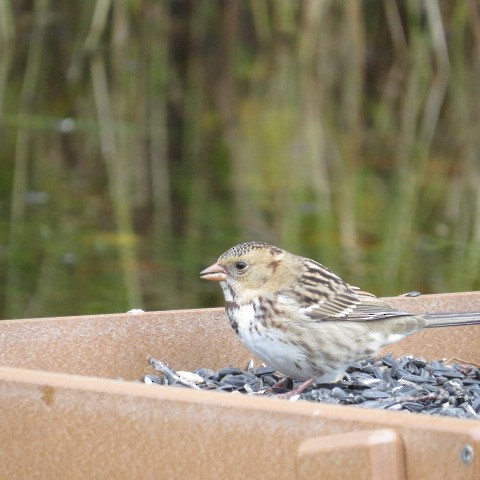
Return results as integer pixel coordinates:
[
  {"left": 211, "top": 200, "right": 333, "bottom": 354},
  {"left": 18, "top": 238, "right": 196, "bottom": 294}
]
[{"left": 200, "top": 241, "right": 480, "bottom": 381}]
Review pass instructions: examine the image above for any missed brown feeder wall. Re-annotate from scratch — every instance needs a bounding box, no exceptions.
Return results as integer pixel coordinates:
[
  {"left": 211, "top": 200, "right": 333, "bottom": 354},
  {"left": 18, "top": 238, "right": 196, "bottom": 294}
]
[{"left": 0, "top": 291, "right": 479, "bottom": 479}]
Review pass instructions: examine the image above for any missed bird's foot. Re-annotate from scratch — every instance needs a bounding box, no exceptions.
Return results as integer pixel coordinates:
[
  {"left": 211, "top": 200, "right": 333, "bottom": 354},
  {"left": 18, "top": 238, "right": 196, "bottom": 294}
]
[{"left": 274, "top": 378, "right": 315, "bottom": 399}]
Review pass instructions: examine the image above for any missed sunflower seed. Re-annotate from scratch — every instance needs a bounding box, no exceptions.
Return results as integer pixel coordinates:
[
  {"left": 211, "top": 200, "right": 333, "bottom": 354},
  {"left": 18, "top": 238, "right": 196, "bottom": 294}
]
[{"left": 143, "top": 355, "right": 480, "bottom": 420}]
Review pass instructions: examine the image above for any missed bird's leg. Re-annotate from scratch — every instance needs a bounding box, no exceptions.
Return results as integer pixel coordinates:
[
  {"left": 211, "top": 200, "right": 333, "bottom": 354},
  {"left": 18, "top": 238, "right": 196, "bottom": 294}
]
[
  {"left": 272, "top": 371, "right": 346, "bottom": 399},
  {"left": 272, "top": 377, "right": 290, "bottom": 389},
  {"left": 263, "top": 376, "right": 292, "bottom": 395},
  {"left": 274, "top": 378, "right": 315, "bottom": 399}
]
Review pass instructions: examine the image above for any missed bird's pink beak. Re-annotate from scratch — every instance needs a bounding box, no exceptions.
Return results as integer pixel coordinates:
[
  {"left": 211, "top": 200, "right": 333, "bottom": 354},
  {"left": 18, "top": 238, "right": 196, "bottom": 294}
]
[{"left": 200, "top": 263, "right": 228, "bottom": 282}]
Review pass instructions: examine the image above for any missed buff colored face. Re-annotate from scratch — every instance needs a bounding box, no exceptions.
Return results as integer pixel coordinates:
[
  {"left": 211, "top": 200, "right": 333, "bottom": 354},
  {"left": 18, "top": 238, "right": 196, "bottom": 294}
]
[{"left": 200, "top": 244, "right": 288, "bottom": 296}]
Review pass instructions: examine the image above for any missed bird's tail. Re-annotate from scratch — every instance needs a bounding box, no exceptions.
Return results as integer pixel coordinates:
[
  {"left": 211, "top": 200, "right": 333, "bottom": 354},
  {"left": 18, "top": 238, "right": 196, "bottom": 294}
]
[{"left": 424, "top": 312, "right": 480, "bottom": 328}]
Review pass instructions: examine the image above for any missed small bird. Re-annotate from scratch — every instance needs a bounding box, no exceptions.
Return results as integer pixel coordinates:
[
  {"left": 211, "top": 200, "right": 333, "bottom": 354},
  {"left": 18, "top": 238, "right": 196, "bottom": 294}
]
[{"left": 200, "top": 241, "right": 480, "bottom": 382}]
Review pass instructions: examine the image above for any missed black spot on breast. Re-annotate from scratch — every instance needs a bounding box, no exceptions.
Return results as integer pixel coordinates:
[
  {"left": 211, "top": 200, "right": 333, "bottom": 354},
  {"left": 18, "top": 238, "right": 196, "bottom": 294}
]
[
  {"left": 253, "top": 299, "right": 268, "bottom": 327},
  {"left": 229, "top": 317, "right": 239, "bottom": 334},
  {"left": 225, "top": 284, "right": 235, "bottom": 299},
  {"left": 226, "top": 301, "right": 239, "bottom": 311},
  {"left": 225, "top": 301, "right": 240, "bottom": 334}
]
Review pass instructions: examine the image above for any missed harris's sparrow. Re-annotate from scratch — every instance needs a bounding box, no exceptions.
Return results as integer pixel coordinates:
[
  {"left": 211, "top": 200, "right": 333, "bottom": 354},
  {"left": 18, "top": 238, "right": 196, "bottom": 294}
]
[{"left": 201, "top": 241, "right": 480, "bottom": 381}]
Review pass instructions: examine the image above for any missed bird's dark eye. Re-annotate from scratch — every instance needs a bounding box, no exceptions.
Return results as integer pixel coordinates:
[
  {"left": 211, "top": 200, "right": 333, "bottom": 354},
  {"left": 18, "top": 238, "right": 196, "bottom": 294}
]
[{"left": 235, "top": 261, "right": 247, "bottom": 271}]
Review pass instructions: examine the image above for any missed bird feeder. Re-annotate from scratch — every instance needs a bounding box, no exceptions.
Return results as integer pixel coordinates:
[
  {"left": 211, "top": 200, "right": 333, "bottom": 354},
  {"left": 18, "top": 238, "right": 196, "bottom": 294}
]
[{"left": 0, "top": 292, "right": 479, "bottom": 479}]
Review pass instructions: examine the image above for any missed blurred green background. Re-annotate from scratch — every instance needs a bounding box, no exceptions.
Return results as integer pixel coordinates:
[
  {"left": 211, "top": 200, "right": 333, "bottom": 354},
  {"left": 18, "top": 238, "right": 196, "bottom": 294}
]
[{"left": 1, "top": 0, "right": 480, "bottom": 320}]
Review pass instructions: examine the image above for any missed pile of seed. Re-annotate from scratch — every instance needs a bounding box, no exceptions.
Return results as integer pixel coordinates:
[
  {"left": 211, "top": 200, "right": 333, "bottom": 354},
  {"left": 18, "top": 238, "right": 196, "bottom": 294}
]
[{"left": 143, "top": 355, "right": 480, "bottom": 420}]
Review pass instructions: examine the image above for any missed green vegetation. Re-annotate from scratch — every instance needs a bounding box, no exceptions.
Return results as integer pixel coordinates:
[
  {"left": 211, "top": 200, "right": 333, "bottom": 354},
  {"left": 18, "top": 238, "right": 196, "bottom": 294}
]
[{"left": 1, "top": 1, "right": 480, "bottom": 319}]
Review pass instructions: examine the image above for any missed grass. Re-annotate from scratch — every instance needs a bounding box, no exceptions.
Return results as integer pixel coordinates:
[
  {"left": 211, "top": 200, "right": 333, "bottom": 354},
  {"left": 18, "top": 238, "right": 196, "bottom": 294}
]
[{"left": 1, "top": 0, "right": 480, "bottom": 319}]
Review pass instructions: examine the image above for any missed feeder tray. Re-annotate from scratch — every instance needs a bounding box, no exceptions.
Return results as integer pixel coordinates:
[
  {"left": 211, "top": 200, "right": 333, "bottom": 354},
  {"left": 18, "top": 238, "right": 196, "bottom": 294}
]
[{"left": 1, "top": 292, "right": 480, "bottom": 479}]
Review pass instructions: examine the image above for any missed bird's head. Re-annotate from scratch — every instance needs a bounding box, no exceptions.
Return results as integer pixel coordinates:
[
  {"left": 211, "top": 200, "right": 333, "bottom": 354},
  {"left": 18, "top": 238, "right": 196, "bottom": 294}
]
[{"left": 200, "top": 242, "right": 291, "bottom": 299}]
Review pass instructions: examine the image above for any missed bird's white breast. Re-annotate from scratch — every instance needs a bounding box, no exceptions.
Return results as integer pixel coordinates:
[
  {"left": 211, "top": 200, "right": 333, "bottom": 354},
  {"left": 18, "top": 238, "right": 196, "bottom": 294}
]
[{"left": 227, "top": 300, "right": 311, "bottom": 380}]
